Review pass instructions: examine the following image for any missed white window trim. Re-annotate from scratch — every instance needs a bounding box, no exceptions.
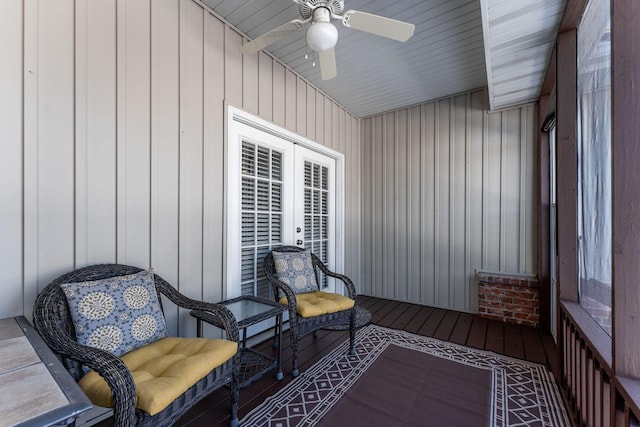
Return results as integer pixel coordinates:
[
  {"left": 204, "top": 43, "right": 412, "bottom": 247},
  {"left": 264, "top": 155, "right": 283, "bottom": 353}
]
[{"left": 224, "top": 104, "right": 345, "bottom": 299}]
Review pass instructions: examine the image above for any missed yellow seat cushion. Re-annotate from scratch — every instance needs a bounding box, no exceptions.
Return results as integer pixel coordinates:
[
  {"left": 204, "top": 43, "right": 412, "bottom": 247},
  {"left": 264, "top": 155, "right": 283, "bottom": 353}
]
[
  {"left": 280, "top": 291, "right": 355, "bottom": 318},
  {"left": 79, "top": 337, "right": 237, "bottom": 416}
]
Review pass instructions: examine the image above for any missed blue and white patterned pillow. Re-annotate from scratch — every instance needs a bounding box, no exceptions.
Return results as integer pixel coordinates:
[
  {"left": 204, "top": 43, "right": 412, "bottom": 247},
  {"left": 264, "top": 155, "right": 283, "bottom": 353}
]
[
  {"left": 272, "top": 250, "right": 318, "bottom": 295},
  {"left": 61, "top": 270, "right": 167, "bottom": 358}
]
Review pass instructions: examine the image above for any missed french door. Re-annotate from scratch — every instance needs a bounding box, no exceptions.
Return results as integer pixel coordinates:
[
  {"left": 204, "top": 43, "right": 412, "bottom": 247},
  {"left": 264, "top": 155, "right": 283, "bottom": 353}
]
[
  {"left": 226, "top": 107, "right": 341, "bottom": 303},
  {"left": 294, "top": 145, "right": 336, "bottom": 292}
]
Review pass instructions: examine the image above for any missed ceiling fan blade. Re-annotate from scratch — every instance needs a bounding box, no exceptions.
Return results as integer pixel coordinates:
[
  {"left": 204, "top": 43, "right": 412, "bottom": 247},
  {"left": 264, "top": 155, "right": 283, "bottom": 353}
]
[
  {"left": 240, "top": 19, "right": 306, "bottom": 55},
  {"left": 342, "top": 10, "right": 415, "bottom": 42},
  {"left": 319, "top": 48, "right": 337, "bottom": 80}
]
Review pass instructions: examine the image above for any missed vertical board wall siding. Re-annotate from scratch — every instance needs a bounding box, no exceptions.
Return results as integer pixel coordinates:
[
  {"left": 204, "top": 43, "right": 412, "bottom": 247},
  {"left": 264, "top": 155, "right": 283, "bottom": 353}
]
[
  {"left": 178, "top": 0, "right": 205, "bottom": 338},
  {"left": 361, "top": 89, "right": 537, "bottom": 312},
  {"left": 201, "top": 11, "right": 225, "bottom": 313},
  {"left": 24, "top": 0, "right": 76, "bottom": 315},
  {"left": 117, "top": 0, "right": 152, "bottom": 268},
  {"left": 151, "top": 0, "right": 180, "bottom": 335},
  {"left": 0, "top": 0, "right": 361, "bottom": 330},
  {"left": 0, "top": 0, "right": 24, "bottom": 317},
  {"left": 75, "top": 0, "right": 118, "bottom": 267}
]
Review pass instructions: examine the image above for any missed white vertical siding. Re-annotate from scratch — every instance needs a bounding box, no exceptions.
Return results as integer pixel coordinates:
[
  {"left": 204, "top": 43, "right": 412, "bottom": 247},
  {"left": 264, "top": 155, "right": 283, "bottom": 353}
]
[
  {"left": 178, "top": 0, "right": 205, "bottom": 338},
  {"left": 117, "top": 0, "right": 152, "bottom": 267},
  {"left": 361, "top": 89, "right": 538, "bottom": 313},
  {"left": 468, "top": 91, "right": 485, "bottom": 308},
  {"left": 258, "top": 52, "right": 273, "bottom": 122},
  {"left": 75, "top": 0, "right": 118, "bottom": 267},
  {"left": 24, "top": 0, "right": 76, "bottom": 313},
  {"left": 242, "top": 34, "right": 259, "bottom": 116},
  {"left": 346, "top": 114, "right": 361, "bottom": 288},
  {"left": 407, "top": 106, "right": 422, "bottom": 302},
  {"left": 285, "top": 70, "right": 297, "bottom": 131},
  {"left": 306, "top": 85, "right": 316, "bottom": 141},
  {"left": 421, "top": 102, "right": 437, "bottom": 305},
  {"left": 272, "top": 62, "right": 286, "bottom": 128},
  {"left": 0, "top": 0, "right": 24, "bottom": 317},
  {"left": 151, "top": 0, "right": 180, "bottom": 335},
  {"left": 201, "top": 10, "right": 225, "bottom": 311},
  {"left": 296, "top": 77, "right": 307, "bottom": 136},
  {"left": 0, "top": 0, "right": 361, "bottom": 331}
]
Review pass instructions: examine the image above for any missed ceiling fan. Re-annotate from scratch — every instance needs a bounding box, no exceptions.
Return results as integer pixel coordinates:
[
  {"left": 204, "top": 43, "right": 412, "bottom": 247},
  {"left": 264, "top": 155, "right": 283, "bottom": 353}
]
[{"left": 240, "top": 0, "right": 415, "bottom": 80}]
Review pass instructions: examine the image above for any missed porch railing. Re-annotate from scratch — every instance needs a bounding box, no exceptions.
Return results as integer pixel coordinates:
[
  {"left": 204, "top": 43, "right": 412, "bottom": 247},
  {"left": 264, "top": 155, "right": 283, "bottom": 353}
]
[{"left": 561, "top": 301, "right": 640, "bottom": 426}]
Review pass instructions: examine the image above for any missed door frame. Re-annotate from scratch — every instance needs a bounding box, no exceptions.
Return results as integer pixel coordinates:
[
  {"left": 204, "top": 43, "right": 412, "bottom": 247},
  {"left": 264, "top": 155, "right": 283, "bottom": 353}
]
[
  {"left": 224, "top": 104, "right": 345, "bottom": 299},
  {"left": 549, "top": 123, "right": 558, "bottom": 341}
]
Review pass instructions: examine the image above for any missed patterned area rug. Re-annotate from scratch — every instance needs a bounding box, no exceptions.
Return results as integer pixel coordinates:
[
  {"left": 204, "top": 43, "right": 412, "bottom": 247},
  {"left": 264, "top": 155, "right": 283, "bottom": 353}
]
[{"left": 242, "top": 325, "right": 570, "bottom": 427}]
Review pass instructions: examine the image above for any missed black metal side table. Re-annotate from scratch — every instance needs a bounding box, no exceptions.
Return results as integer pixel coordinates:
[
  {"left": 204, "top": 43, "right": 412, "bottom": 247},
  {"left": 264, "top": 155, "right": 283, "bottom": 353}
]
[{"left": 190, "top": 295, "right": 286, "bottom": 388}]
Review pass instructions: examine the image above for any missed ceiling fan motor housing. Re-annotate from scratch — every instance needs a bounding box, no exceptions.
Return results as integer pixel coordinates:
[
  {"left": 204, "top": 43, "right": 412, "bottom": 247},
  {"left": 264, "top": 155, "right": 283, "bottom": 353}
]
[{"left": 299, "top": 0, "right": 344, "bottom": 20}]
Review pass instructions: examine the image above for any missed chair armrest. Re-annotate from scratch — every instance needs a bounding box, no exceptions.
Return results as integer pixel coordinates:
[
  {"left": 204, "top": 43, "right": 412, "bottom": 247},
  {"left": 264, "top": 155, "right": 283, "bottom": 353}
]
[
  {"left": 34, "top": 319, "right": 137, "bottom": 426},
  {"left": 190, "top": 309, "right": 239, "bottom": 339},
  {"left": 78, "top": 346, "right": 137, "bottom": 427},
  {"left": 154, "top": 279, "right": 240, "bottom": 343},
  {"left": 268, "top": 278, "right": 300, "bottom": 326},
  {"left": 311, "top": 256, "right": 357, "bottom": 299}
]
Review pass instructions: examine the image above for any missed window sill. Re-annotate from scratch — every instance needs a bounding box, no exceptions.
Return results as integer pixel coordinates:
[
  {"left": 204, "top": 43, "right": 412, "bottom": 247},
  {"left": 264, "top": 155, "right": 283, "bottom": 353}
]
[
  {"left": 617, "top": 376, "right": 640, "bottom": 418},
  {"left": 560, "top": 299, "right": 612, "bottom": 372}
]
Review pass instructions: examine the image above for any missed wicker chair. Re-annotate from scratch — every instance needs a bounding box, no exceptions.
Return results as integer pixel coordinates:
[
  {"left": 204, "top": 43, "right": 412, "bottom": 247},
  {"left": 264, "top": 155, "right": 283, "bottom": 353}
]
[
  {"left": 32, "top": 264, "right": 240, "bottom": 427},
  {"left": 264, "top": 246, "right": 356, "bottom": 377}
]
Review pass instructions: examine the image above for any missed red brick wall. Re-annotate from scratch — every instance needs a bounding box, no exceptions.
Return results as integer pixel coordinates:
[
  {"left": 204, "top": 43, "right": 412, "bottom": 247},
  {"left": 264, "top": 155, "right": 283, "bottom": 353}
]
[{"left": 477, "top": 272, "right": 540, "bottom": 328}]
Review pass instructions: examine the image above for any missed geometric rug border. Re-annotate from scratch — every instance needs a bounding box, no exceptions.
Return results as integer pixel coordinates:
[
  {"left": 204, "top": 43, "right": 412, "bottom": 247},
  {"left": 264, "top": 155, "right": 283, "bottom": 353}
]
[{"left": 241, "top": 324, "right": 570, "bottom": 427}]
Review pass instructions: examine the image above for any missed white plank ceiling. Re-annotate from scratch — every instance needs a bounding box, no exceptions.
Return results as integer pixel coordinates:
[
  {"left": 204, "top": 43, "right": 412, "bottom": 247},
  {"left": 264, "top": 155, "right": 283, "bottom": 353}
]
[
  {"left": 481, "top": 0, "right": 566, "bottom": 110},
  {"left": 201, "top": 0, "right": 566, "bottom": 116}
]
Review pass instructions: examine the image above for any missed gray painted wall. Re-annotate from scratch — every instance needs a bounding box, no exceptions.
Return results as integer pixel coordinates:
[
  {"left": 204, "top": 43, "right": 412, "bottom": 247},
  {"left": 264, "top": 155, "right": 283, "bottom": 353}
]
[
  {"left": 361, "top": 89, "right": 538, "bottom": 312},
  {"left": 0, "top": 0, "right": 360, "bottom": 336},
  {"left": 0, "top": 1, "right": 537, "bottom": 327}
]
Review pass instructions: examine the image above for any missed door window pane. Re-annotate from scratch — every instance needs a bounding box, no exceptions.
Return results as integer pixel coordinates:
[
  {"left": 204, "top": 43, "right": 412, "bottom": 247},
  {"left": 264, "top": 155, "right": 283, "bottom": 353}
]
[
  {"left": 240, "top": 141, "right": 283, "bottom": 298},
  {"left": 303, "top": 160, "right": 330, "bottom": 288}
]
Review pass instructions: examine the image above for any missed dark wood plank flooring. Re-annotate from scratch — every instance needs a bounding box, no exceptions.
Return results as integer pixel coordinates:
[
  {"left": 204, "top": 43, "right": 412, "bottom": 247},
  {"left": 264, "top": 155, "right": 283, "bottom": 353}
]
[{"left": 96, "top": 295, "right": 558, "bottom": 427}]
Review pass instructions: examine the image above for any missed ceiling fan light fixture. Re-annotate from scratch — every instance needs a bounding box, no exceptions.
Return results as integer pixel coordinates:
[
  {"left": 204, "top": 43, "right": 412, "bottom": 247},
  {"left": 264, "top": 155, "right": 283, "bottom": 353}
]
[
  {"left": 307, "top": 20, "right": 338, "bottom": 52},
  {"left": 306, "top": 7, "right": 338, "bottom": 52}
]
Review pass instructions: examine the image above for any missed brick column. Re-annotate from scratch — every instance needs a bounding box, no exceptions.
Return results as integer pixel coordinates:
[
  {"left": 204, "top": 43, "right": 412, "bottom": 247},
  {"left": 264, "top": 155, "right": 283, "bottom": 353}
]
[{"left": 477, "top": 272, "right": 540, "bottom": 328}]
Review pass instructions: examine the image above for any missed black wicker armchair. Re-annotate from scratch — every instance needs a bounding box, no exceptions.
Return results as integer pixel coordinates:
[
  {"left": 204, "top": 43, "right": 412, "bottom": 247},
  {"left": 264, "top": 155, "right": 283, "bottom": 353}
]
[
  {"left": 264, "top": 246, "right": 356, "bottom": 377},
  {"left": 32, "top": 264, "right": 240, "bottom": 427}
]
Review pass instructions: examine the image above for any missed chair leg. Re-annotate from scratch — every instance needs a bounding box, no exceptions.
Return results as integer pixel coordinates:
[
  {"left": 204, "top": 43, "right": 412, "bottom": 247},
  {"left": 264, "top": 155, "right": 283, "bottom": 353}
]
[
  {"left": 290, "top": 329, "right": 300, "bottom": 377},
  {"left": 229, "top": 362, "right": 240, "bottom": 427},
  {"left": 272, "top": 318, "right": 280, "bottom": 349}
]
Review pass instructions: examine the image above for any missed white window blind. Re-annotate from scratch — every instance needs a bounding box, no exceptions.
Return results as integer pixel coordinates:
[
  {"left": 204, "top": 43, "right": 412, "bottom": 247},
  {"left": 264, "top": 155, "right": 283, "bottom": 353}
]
[
  {"left": 303, "top": 160, "right": 330, "bottom": 288},
  {"left": 240, "top": 141, "right": 283, "bottom": 299}
]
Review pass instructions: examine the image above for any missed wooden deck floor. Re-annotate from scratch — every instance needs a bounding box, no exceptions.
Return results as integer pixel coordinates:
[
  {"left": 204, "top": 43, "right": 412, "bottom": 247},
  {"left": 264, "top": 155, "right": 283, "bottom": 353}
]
[{"left": 96, "top": 295, "right": 559, "bottom": 426}]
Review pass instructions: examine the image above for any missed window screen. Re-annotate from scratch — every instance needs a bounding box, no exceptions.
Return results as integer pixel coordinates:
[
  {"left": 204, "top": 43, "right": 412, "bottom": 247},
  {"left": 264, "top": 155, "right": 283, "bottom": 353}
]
[{"left": 576, "top": 0, "right": 612, "bottom": 335}]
